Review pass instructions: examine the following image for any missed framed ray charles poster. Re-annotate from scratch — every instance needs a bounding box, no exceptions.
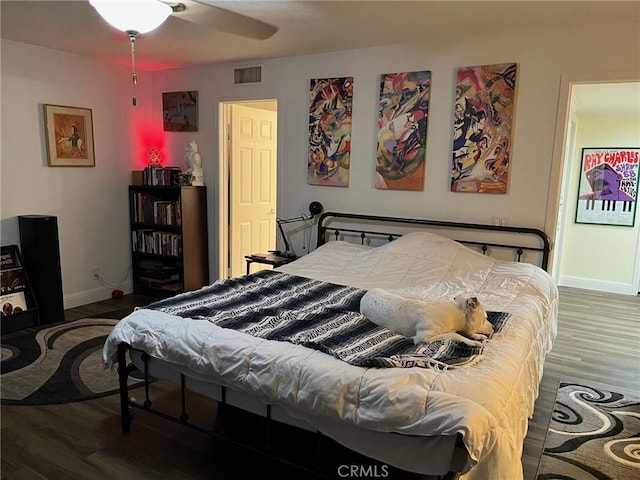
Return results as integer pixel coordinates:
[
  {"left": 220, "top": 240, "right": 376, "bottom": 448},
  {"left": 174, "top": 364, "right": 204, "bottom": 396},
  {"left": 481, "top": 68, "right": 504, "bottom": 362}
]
[{"left": 575, "top": 147, "right": 639, "bottom": 226}]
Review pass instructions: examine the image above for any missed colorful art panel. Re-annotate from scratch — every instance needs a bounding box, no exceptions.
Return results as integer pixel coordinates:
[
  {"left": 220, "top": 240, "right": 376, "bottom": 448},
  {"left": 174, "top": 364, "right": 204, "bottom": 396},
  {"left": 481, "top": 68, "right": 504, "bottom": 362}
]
[
  {"left": 451, "top": 63, "right": 517, "bottom": 193},
  {"left": 308, "top": 77, "right": 354, "bottom": 187},
  {"left": 575, "top": 147, "right": 639, "bottom": 227},
  {"left": 375, "top": 71, "right": 431, "bottom": 190}
]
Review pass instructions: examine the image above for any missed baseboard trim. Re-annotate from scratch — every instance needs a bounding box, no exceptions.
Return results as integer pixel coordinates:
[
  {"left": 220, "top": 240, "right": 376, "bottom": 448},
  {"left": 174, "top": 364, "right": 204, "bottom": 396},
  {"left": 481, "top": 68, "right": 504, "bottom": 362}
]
[
  {"left": 558, "top": 275, "right": 635, "bottom": 296},
  {"left": 63, "top": 282, "right": 133, "bottom": 309}
]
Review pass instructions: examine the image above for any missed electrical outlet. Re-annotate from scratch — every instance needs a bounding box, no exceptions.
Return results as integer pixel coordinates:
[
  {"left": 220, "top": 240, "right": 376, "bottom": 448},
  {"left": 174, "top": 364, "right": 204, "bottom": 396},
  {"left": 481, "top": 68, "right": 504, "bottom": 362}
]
[{"left": 90, "top": 266, "right": 99, "bottom": 279}]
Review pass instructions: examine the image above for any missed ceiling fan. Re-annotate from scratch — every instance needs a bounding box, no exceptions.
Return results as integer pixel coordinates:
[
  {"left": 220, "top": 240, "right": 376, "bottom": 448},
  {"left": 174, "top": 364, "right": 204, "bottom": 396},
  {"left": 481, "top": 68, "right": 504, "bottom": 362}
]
[
  {"left": 91, "top": 0, "right": 277, "bottom": 40},
  {"left": 167, "top": 0, "right": 278, "bottom": 41},
  {"left": 90, "top": 0, "right": 277, "bottom": 105}
]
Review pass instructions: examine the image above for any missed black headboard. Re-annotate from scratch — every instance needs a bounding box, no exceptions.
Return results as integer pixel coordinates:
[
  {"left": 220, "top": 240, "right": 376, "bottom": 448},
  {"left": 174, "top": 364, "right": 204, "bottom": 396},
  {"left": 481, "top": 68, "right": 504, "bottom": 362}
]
[{"left": 316, "top": 212, "right": 551, "bottom": 271}]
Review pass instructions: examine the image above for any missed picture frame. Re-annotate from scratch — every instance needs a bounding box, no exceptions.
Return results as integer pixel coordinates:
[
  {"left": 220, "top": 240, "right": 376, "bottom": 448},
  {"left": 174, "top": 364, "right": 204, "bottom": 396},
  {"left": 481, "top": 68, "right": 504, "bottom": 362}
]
[
  {"left": 376, "top": 71, "right": 431, "bottom": 191},
  {"left": 43, "top": 104, "right": 95, "bottom": 167},
  {"left": 574, "top": 147, "right": 639, "bottom": 227},
  {"left": 163, "top": 91, "right": 198, "bottom": 132},
  {"left": 307, "top": 77, "right": 353, "bottom": 187},
  {"left": 450, "top": 63, "right": 518, "bottom": 194}
]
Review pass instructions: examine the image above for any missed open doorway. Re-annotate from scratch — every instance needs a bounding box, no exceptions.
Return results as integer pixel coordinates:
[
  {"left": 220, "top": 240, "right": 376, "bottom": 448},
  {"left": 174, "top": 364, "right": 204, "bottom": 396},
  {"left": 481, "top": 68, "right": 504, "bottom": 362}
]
[
  {"left": 546, "top": 74, "right": 640, "bottom": 295},
  {"left": 218, "top": 100, "right": 278, "bottom": 278}
]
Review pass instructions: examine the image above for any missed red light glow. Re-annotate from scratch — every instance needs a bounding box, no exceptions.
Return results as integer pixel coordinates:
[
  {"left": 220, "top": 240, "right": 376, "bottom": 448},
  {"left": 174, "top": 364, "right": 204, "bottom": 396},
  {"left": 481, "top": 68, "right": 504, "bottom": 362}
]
[{"left": 135, "top": 121, "right": 167, "bottom": 168}]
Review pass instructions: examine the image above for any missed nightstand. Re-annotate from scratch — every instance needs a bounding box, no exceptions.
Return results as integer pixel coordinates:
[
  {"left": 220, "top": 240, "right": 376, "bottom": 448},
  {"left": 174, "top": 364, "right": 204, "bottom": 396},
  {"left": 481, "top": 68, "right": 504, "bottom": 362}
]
[{"left": 245, "top": 253, "right": 298, "bottom": 275}]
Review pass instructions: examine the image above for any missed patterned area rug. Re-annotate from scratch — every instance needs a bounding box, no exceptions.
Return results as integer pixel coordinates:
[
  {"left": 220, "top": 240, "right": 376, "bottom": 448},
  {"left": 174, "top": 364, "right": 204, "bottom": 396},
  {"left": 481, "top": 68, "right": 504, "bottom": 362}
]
[
  {"left": 537, "top": 382, "right": 640, "bottom": 480},
  {"left": 1, "top": 317, "right": 144, "bottom": 405}
]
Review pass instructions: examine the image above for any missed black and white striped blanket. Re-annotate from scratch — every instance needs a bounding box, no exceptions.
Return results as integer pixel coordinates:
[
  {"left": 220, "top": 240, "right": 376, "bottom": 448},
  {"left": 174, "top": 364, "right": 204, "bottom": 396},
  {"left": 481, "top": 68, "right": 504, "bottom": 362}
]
[{"left": 145, "top": 270, "right": 510, "bottom": 369}]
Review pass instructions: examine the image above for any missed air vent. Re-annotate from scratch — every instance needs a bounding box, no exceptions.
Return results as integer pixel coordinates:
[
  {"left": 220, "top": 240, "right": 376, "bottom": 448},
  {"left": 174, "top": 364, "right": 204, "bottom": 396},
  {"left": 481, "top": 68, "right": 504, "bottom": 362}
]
[{"left": 234, "top": 66, "right": 262, "bottom": 85}]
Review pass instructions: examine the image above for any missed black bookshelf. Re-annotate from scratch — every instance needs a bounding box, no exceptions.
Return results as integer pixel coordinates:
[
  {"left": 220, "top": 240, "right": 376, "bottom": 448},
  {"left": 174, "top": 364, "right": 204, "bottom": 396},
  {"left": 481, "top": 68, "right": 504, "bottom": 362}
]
[{"left": 129, "top": 185, "right": 209, "bottom": 297}]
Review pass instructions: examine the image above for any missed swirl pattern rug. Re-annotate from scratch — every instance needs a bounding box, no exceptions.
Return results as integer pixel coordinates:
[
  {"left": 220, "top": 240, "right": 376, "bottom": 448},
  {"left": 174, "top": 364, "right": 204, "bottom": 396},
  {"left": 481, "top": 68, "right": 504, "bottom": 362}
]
[
  {"left": 536, "top": 382, "right": 640, "bottom": 480},
  {"left": 1, "top": 318, "right": 143, "bottom": 405}
]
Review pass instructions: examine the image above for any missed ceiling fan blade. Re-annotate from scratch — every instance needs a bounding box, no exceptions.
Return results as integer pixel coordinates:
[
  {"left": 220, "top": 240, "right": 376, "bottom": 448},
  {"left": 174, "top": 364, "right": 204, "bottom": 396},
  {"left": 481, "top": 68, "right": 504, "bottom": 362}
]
[{"left": 169, "top": 0, "right": 277, "bottom": 40}]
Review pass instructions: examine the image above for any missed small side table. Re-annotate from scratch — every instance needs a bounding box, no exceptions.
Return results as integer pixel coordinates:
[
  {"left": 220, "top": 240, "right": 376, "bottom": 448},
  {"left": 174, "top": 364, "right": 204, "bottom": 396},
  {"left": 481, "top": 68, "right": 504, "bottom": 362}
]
[{"left": 245, "top": 253, "right": 298, "bottom": 275}]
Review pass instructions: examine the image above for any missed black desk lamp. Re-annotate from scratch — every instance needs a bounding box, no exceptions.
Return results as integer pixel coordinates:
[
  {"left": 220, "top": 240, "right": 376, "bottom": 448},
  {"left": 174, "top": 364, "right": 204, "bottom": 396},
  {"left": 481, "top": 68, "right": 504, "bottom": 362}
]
[{"left": 273, "top": 201, "right": 323, "bottom": 258}]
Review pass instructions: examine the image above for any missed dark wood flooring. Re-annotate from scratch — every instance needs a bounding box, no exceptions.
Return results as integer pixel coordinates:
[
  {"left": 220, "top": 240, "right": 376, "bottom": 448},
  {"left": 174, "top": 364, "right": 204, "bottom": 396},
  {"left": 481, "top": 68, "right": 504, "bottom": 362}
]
[{"left": 1, "top": 287, "right": 638, "bottom": 479}]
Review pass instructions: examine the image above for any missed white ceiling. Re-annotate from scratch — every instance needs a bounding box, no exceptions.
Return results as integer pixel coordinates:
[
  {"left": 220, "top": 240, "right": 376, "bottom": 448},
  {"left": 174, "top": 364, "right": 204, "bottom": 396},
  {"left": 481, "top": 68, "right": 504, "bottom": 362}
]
[
  {"left": 1, "top": 1, "right": 639, "bottom": 114},
  {"left": 2, "top": 1, "right": 638, "bottom": 70}
]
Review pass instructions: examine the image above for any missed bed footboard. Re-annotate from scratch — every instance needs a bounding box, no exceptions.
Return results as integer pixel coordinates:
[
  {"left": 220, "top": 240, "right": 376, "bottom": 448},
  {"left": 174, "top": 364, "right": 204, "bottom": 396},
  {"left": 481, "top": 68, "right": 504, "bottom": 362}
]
[{"left": 116, "top": 342, "right": 463, "bottom": 480}]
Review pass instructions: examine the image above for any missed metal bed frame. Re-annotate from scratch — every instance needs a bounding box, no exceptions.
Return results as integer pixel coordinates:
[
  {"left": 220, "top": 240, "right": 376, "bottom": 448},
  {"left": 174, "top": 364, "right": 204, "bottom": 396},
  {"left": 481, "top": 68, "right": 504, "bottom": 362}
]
[
  {"left": 115, "top": 212, "right": 552, "bottom": 479},
  {"left": 317, "top": 212, "right": 550, "bottom": 271}
]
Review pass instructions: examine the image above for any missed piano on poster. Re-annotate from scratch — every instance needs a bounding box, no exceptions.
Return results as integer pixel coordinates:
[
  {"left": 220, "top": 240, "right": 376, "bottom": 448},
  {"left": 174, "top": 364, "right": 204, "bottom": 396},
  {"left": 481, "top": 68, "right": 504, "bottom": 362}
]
[{"left": 576, "top": 198, "right": 636, "bottom": 226}]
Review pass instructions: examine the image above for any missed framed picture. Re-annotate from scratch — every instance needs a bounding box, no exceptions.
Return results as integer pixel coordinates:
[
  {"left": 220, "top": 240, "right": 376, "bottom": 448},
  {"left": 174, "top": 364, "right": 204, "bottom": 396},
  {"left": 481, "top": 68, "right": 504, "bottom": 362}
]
[
  {"left": 163, "top": 91, "right": 198, "bottom": 132},
  {"left": 307, "top": 77, "right": 353, "bottom": 187},
  {"left": 43, "top": 104, "right": 95, "bottom": 167},
  {"left": 575, "top": 147, "right": 639, "bottom": 227},
  {"left": 450, "top": 63, "right": 518, "bottom": 193},
  {"left": 375, "top": 71, "right": 431, "bottom": 190}
]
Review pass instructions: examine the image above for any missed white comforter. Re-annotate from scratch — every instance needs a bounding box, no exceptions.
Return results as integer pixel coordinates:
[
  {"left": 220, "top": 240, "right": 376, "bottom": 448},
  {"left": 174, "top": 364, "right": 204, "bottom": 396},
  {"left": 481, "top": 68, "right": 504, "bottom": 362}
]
[{"left": 103, "top": 232, "right": 558, "bottom": 480}]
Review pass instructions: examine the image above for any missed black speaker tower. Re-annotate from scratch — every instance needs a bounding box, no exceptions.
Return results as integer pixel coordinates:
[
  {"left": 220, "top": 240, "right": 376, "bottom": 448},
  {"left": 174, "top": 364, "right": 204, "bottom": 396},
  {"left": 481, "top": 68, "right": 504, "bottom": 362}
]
[{"left": 18, "top": 215, "right": 65, "bottom": 324}]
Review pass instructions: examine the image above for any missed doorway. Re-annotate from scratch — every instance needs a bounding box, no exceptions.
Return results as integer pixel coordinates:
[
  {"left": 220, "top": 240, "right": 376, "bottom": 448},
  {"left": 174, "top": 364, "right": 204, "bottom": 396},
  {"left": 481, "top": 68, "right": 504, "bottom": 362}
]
[
  {"left": 546, "top": 73, "right": 640, "bottom": 295},
  {"left": 219, "top": 101, "right": 278, "bottom": 278}
]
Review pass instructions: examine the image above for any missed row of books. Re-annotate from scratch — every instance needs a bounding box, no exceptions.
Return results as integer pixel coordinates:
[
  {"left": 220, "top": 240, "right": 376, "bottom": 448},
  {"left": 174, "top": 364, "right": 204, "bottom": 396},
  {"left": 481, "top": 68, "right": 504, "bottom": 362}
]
[
  {"left": 131, "top": 192, "right": 182, "bottom": 226},
  {"left": 132, "top": 230, "right": 182, "bottom": 257},
  {"left": 142, "top": 166, "right": 182, "bottom": 186}
]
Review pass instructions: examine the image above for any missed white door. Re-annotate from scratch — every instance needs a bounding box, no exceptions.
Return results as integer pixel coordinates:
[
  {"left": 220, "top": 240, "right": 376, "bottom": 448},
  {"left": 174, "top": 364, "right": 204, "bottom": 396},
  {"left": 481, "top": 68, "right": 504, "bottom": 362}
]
[
  {"left": 229, "top": 103, "right": 277, "bottom": 277},
  {"left": 552, "top": 118, "right": 576, "bottom": 284}
]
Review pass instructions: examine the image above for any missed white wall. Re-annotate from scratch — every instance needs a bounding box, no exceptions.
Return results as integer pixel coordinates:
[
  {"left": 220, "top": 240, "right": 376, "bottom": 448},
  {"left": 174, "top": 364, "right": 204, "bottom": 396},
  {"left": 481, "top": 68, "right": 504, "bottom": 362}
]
[
  {"left": 559, "top": 115, "right": 640, "bottom": 294},
  {"left": 1, "top": 15, "right": 639, "bottom": 308},
  {"left": 153, "top": 17, "right": 640, "bottom": 277},
  {"left": 1, "top": 40, "right": 153, "bottom": 308}
]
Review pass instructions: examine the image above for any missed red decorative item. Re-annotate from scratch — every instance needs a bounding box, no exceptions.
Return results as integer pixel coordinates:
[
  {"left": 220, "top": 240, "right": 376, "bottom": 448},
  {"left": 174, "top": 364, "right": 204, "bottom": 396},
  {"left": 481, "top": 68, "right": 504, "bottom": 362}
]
[
  {"left": 111, "top": 289, "right": 124, "bottom": 299},
  {"left": 147, "top": 148, "right": 161, "bottom": 166}
]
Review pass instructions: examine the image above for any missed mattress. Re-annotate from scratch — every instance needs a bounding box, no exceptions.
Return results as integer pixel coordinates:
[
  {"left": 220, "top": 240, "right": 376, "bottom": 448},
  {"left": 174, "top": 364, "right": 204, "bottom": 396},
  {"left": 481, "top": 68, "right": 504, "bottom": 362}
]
[{"left": 103, "top": 232, "right": 558, "bottom": 479}]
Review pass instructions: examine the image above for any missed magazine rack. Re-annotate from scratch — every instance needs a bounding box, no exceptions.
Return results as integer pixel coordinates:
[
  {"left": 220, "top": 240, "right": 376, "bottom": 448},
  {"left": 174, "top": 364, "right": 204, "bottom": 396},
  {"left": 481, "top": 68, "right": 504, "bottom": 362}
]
[{"left": 1, "top": 245, "right": 39, "bottom": 333}]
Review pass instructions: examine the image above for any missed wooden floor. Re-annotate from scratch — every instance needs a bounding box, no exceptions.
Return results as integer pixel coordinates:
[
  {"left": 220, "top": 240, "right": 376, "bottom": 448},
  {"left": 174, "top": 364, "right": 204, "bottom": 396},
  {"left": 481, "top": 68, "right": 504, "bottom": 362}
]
[
  {"left": 522, "top": 286, "right": 640, "bottom": 479},
  {"left": 1, "top": 287, "right": 638, "bottom": 479}
]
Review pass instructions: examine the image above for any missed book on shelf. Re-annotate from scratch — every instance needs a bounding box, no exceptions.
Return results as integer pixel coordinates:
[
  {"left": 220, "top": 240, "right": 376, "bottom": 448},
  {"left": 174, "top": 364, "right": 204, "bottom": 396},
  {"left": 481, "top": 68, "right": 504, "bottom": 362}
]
[
  {"left": 159, "top": 282, "right": 183, "bottom": 292},
  {"left": 0, "top": 246, "right": 20, "bottom": 270},
  {"left": 142, "top": 166, "right": 183, "bottom": 186},
  {"left": 0, "top": 291, "right": 27, "bottom": 317},
  {"left": 0, "top": 268, "right": 27, "bottom": 295},
  {"left": 131, "top": 192, "right": 181, "bottom": 225},
  {"left": 135, "top": 260, "right": 180, "bottom": 280},
  {"left": 153, "top": 200, "right": 181, "bottom": 226},
  {"left": 137, "top": 276, "right": 180, "bottom": 287},
  {"left": 131, "top": 230, "right": 182, "bottom": 256}
]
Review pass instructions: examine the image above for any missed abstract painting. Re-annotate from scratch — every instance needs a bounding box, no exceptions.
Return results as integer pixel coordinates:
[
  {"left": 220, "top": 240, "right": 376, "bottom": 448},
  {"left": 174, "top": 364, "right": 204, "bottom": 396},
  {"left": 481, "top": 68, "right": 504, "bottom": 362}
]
[
  {"left": 451, "top": 63, "right": 517, "bottom": 193},
  {"left": 376, "top": 71, "right": 431, "bottom": 190},
  {"left": 308, "top": 77, "right": 353, "bottom": 187}
]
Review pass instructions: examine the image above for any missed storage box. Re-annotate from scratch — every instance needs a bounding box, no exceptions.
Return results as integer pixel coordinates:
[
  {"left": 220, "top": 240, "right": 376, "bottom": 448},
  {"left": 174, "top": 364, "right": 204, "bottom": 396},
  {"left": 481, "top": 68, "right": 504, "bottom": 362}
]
[{"left": 132, "top": 170, "right": 144, "bottom": 186}]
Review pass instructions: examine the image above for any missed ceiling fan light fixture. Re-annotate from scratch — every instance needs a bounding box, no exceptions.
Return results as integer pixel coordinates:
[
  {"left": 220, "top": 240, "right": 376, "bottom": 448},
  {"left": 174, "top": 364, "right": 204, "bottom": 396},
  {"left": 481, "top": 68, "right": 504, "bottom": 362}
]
[{"left": 90, "top": 0, "right": 172, "bottom": 35}]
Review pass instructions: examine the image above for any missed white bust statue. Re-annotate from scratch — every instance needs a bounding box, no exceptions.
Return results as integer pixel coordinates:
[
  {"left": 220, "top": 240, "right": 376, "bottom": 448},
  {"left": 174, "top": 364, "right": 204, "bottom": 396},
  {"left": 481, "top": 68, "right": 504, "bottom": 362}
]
[{"left": 185, "top": 140, "right": 204, "bottom": 186}]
